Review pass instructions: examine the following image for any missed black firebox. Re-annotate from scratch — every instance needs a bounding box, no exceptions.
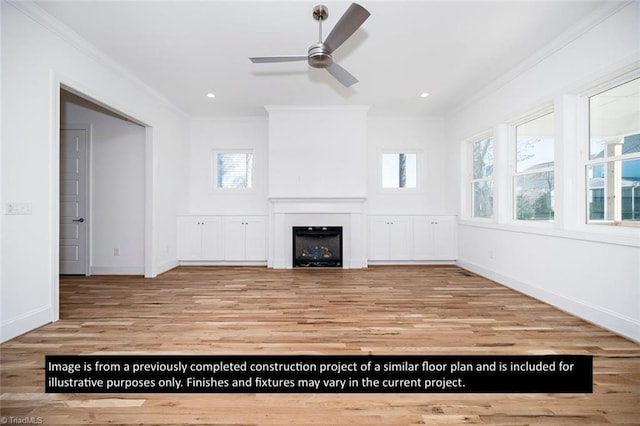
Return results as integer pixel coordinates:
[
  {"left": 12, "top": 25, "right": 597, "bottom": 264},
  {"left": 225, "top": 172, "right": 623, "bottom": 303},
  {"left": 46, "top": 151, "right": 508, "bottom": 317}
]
[{"left": 292, "top": 226, "right": 343, "bottom": 267}]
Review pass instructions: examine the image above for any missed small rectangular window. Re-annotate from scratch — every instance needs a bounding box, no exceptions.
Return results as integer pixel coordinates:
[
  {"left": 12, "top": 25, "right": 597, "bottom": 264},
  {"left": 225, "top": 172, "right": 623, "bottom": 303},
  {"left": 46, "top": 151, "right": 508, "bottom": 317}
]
[
  {"left": 382, "top": 152, "right": 417, "bottom": 188},
  {"left": 213, "top": 151, "right": 253, "bottom": 189},
  {"left": 514, "top": 112, "right": 555, "bottom": 221},
  {"left": 587, "top": 77, "right": 640, "bottom": 224},
  {"left": 471, "top": 137, "right": 494, "bottom": 218}
]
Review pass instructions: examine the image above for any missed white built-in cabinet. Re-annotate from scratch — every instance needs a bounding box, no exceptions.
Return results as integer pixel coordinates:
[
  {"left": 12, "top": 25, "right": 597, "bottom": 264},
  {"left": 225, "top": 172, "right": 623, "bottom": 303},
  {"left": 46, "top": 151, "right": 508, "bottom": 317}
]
[
  {"left": 368, "top": 216, "right": 413, "bottom": 260},
  {"left": 177, "top": 216, "right": 224, "bottom": 260},
  {"left": 224, "top": 216, "right": 267, "bottom": 261},
  {"left": 413, "top": 216, "right": 456, "bottom": 260},
  {"left": 177, "top": 215, "right": 267, "bottom": 262},
  {"left": 369, "top": 215, "right": 456, "bottom": 262}
]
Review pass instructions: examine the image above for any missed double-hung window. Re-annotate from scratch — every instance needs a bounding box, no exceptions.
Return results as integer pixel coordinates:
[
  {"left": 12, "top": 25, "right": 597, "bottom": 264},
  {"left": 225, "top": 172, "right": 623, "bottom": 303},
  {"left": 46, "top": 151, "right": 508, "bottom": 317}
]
[
  {"left": 514, "top": 112, "right": 555, "bottom": 221},
  {"left": 471, "top": 137, "right": 494, "bottom": 218},
  {"left": 586, "top": 77, "right": 640, "bottom": 224}
]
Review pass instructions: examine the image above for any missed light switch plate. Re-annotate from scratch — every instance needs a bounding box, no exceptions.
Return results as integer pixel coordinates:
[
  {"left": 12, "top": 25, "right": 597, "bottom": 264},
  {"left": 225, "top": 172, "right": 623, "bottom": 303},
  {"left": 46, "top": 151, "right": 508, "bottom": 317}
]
[{"left": 6, "top": 202, "right": 33, "bottom": 215}]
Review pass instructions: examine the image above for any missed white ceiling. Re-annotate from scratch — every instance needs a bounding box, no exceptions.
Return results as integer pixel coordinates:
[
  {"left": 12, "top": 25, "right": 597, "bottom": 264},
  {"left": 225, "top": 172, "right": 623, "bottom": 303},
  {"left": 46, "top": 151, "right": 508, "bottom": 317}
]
[{"left": 34, "top": 1, "right": 613, "bottom": 118}]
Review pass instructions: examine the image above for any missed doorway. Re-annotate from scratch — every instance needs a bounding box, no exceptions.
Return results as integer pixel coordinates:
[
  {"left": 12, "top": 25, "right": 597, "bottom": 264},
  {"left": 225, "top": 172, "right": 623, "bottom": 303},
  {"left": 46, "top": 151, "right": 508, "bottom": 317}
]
[{"left": 58, "top": 88, "right": 146, "bottom": 279}]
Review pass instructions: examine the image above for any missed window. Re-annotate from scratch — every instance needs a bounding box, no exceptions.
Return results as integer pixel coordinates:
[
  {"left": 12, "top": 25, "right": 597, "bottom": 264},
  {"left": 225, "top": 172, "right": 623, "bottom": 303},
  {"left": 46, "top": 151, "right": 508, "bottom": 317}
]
[
  {"left": 471, "top": 137, "right": 494, "bottom": 218},
  {"left": 382, "top": 152, "right": 417, "bottom": 188},
  {"left": 213, "top": 151, "right": 253, "bottom": 189},
  {"left": 514, "top": 112, "right": 555, "bottom": 221},
  {"left": 586, "top": 77, "right": 640, "bottom": 224}
]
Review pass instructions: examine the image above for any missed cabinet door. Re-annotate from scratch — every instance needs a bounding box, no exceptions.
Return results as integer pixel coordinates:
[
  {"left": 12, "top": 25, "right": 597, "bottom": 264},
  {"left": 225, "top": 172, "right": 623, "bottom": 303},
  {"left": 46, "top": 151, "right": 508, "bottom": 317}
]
[
  {"left": 178, "top": 219, "right": 204, "bottom": 260},
  {"left": 387, "top": 217, "right": 412, "bottom": 260},
  {"left": 368, "top": 217, "right": 390, "bottom": 260},
  {"left": 243, "top": 217, "right": 267, "bottom": 261},
  {"left": 412, "top": 216, "right": 433, "bottom": 260},
  {"left": 224, "top": 217, "right": 247, "bottom": 260},
  {"left": 432, "top": 216, "right": 456, "bottom": 259},
  {"left": 201, "top": 218, "right": 224, "bottom": 260},
  {"left": 412, "top": 216, "right": 456, "bottom": 260}
]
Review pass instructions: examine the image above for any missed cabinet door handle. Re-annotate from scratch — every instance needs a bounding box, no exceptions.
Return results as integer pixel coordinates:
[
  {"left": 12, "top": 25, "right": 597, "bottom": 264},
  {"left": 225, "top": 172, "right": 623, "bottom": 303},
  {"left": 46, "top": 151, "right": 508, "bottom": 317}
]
[{"left": 72, "top": 218, "right": 85, "bottom": 223}]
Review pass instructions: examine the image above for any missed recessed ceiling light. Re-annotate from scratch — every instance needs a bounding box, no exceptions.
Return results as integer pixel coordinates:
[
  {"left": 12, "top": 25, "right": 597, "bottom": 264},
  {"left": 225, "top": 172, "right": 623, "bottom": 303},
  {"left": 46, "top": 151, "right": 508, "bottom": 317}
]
[
  {"left": 420, "top": 92, "right": 430, "bottom": 98},
  {"left": 206, "top": 93, "right": 216, "bottom": 98}
]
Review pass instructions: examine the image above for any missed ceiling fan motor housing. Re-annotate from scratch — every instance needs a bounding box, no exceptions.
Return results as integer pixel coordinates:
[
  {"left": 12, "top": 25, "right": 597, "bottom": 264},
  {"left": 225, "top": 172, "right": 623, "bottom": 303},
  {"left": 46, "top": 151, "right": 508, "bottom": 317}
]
[{"left": 308, "top": 43, "right": 333, "bottom": 68}]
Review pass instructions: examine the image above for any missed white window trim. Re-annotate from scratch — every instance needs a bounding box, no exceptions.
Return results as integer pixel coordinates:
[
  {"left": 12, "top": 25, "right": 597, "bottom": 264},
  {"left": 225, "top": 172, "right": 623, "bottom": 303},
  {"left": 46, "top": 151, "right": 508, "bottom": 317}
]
[
  {"left": 509, "top": 108, "right": 556, "bottom": 223},
  {"left": 581, "top": 72, "right": 640, "bottom": 227},
  {"left": 211, "top": 149, "right": 254, "bottom": 192},
  {"left": 378, "top": 149, "right": 423, "bottom": 193}
]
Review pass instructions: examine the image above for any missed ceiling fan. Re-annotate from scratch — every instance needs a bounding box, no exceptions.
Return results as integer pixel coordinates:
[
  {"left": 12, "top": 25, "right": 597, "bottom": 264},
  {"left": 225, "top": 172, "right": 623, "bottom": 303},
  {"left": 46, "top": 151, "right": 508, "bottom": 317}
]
[{"left": 249, "top": 3, "right": 371, "bottom": 88}]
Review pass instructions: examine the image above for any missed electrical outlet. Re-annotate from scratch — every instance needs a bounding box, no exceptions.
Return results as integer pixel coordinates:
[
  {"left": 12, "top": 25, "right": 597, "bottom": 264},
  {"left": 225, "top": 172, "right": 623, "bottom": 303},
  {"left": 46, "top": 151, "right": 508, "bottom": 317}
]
[
  {"left": 114, "top": 248, "right": 120, "bottom": 256},
  {"left": 6, "top": 202, "right": 33, "bottom": 215},
  {"left": 489, "top": 249, "right": 494, "bottom": 259}
]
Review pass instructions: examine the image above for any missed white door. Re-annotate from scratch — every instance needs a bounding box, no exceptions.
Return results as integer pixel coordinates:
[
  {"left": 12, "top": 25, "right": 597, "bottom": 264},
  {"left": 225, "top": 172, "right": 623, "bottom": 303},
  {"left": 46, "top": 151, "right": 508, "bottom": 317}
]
[
  {"left": 412, "top": 216, "right": 433, "bottom": 259},
  {"left": 368, "top": 217, "right": 390, "bottom": 260},
  {"left": 201, "top": 218, "right": 224, "bottom": 260},
  {"left": 387, "top": 217, "right": 412, "bottom": 260},
  {"left": 224, "top": 217, "right": 247, "bottom": 260},
  {"left": 243, "top": 217, "right": 266, "bottom": 261},
  {"left": 432, "top": 216, "right": 456, "bottom": 260},
  {"left": 60, "top": 129, "right": 89, "bottom": 275}
]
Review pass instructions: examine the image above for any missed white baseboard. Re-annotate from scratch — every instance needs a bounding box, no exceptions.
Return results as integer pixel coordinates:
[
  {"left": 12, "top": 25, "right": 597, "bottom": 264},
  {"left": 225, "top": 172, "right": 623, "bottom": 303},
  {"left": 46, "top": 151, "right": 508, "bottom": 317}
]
[
  {"left": 0, "top": 305, "right": 52, "bottom": 343},
  {"left": 348, "top": 258, "right": 367, "bottom": 268},
  {"left": 90, "top": 266, "right": 144, "bottom": 275},
  {"left": 178, "top": 261, "right": 268, "bottom": 267},
  {"left": 456, "top": 259, "right": 640, "bottom": 343},
  {"left": 367, "top": 260, "right": 456, "bottom": 266},
  {"left": 152, "top": 259, "right": 179, "bottom": 277}
]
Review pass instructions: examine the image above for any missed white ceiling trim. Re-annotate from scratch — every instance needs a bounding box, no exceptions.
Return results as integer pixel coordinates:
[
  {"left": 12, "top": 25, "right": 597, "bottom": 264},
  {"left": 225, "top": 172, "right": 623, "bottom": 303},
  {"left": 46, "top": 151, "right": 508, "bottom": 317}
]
[
  {"left": 445, "top": 1, "right": 634, "bottom": 120},
  {"left": 7, "top": 0, "right": 189, "bottom": 118}
]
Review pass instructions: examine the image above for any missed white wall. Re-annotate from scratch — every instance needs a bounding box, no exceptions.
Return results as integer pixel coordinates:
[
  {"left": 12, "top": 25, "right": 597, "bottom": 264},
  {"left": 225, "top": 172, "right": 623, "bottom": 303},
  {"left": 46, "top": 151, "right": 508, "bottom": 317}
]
[
  {"left": 448, "top": 2, "right": 640, "bottom": 341},
  {"left": 1, "top": 2, "right": 189, "bottom": 342},
  {"left": 366, "top": 118, "right": 450, "bottom": 215},
  {"left": 189, "top": 118, "right": 268, "bottom": 214},
  {"left": 61, "top": 93, "right": 146, "bottom": 274},
  {"left": 267, "top": 107, "right": 368, "bottom": 199}
]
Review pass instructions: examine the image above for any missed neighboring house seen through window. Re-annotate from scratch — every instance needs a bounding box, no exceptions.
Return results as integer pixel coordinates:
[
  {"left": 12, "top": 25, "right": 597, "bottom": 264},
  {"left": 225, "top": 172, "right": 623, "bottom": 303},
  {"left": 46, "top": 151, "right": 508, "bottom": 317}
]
[
  {"left": 587, "top": 77, "right": 640, "bottom": 224},
  {"left": 514, "top": 112, "right": 555, "bottom": 221}
]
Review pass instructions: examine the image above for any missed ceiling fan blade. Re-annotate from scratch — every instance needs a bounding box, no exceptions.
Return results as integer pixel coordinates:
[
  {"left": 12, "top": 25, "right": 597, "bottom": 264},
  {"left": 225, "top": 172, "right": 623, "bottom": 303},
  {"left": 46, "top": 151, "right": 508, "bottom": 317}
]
[
  {"left": 326, "top": 62, "right": 358, "bottom": 88},
  {"left": 323, "top": 3, "right": 370, "bottom": 53},
  {"left": 249, "top": 56, "right": 308, "bottom": 63}
]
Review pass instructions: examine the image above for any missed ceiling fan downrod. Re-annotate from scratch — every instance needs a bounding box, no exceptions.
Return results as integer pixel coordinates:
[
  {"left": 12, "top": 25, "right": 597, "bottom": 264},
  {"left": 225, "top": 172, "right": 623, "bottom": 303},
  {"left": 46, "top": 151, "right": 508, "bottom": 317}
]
[{"left": 309, "top": 4, "right": 332, "bottom": 69}]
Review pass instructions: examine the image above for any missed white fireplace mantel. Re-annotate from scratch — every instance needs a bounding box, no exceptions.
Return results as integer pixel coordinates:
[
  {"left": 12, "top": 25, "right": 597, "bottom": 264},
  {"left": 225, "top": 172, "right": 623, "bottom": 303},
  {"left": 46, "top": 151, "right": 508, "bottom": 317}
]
[
  {"left": 268, "top": 197, "right": 367, "bottom": 269},
  {"left": 269, "top": 197, "right": 367, "bottom": 213}
]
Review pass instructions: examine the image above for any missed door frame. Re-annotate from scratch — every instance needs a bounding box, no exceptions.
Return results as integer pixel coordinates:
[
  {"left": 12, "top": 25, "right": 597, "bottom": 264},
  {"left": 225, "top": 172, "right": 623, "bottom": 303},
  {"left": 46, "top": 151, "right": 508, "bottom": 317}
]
[
  {"left": 60, "top": 123, "right": 92, "bottom": 276},
  {"left": 51, "top": 77, "right": 154, "bottom": 322}
]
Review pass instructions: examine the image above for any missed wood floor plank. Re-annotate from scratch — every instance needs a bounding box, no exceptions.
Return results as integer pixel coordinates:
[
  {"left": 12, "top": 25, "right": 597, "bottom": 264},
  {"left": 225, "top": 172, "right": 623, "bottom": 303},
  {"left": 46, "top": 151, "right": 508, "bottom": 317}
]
[{"left": 1, "top": 265, "right": 639, "bottom": 425}]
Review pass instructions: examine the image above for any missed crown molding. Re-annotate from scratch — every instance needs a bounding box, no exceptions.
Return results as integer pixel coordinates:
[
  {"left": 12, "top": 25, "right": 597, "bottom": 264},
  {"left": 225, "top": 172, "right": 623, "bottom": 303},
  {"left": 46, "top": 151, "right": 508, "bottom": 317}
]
[
  {"left": 264, "top": 105, "right": 370, "bottom": 112},
  {"left": 445, "top": 1, "right": 635, "bottom": 120},
  {"left": 7, "top": 0, "right": 189, "bottom": 120}
]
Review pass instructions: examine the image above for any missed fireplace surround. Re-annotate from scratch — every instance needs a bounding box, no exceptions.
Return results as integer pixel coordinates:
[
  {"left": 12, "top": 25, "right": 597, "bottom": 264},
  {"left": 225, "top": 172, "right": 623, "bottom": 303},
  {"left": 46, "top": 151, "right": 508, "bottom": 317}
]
[{"left": 268, "top": 197, "right": 366, "bottom": 269}]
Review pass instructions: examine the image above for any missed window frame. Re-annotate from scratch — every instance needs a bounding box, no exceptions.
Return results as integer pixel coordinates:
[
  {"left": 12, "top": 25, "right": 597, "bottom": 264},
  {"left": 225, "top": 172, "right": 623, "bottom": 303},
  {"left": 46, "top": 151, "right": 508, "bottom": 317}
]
[
  {"left": 511, "top": 109, "right": 556, "bottom": 222},
  {"left": 583, "top": 75, "right": 640, "bottom": 227},
  {"left": 470, "top": 135, "right": 494, "bottom": 219},
  {"left": 211, "top": 149, "right": 254, "bottom": 191}
]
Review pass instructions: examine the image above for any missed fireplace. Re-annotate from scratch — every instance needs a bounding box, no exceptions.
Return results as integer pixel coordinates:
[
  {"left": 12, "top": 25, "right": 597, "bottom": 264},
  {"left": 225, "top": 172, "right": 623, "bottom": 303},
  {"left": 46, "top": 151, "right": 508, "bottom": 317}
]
[{"left": 292, "top": 226, "right": 343, "bottom": 267}]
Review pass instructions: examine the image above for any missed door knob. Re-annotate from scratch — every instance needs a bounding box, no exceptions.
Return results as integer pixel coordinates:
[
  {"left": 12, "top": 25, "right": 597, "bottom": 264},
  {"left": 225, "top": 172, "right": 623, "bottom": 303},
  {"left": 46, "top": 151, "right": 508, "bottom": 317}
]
[{"left": 72, "top": 218, "right": 85, "bottom": 223}]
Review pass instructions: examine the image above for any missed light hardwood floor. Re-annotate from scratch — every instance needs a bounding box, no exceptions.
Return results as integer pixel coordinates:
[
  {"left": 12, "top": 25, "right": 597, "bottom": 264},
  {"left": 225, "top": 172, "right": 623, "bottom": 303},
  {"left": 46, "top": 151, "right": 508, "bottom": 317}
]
[{"left": 1, "top": 266, "right": 639, "bottom": 425}]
